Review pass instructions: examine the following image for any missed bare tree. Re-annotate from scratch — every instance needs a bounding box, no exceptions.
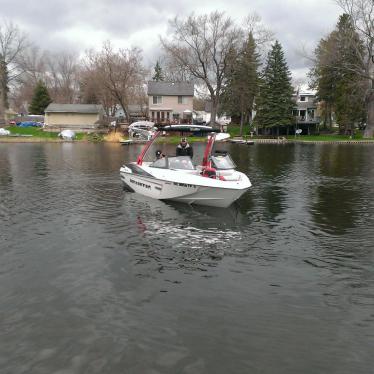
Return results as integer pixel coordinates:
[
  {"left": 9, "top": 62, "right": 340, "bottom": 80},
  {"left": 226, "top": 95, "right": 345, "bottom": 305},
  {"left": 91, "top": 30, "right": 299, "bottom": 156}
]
[
  {"left": 11, "top": 46, "right": 49, "bottom": 112},
  {"left": 161, "top": 11, "right": 242, "bottom": 125},
  {"left": 84, "top": 42, "right": 146, "bottom": 123},
  {"left": 18, "top": 46, "right": 48, "bottom": 84},
  {"left": 243, "top": 12, "right": 274, "bottom": 60},
  {"left": 336, "top": 0, "right": 374, "bottom": 137},
  {"left": 46, "top": 52, "right": 80, "bottom": 103},
  {"left": 0, "top": 22, "right": 28, "bottom": 116}
]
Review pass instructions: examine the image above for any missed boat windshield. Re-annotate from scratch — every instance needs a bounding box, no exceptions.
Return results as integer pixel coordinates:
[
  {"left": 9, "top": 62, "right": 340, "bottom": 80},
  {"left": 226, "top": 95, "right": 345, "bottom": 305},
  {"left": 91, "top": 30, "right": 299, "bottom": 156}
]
[
  {"left": 150, "top": 156, "right": 195, "bottom": 170},
  {"left": 168, "top": 156, "right": 195, "bottom": 170},
  {"left": 211, "top": 154, "right": 236, "bottom": 170}
]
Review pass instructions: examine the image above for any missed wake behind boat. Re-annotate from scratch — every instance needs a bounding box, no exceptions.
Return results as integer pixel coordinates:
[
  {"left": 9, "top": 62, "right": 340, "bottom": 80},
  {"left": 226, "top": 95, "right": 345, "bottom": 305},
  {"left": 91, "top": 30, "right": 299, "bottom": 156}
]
[{"left": 120, "top": 125, "right": 251, "bottom": 208}]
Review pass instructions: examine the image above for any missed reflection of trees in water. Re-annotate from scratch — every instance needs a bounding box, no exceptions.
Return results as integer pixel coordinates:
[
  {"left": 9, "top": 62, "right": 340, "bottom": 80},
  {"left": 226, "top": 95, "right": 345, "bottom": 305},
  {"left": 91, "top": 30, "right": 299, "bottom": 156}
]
[
  {"left": 250, "top": 144, "right": 295, "bottom": 221},
  {"left": 32, "top": 145, "right": 49, "bottom": 178},
  {"left": 310, "top": 145, "right": 368, "bottom": 235},
  {"left": 317, "top": 145, "right": 367, "bottom": 178},
  {"left": 0, "top": 148, "right": 13, "bottom": 189},
  {"left": 311, "top": 185, "right": 357, "bottom": 235},
  {"left": 0, "top": 149, "right": 13, "bottom": 226},
  {"left": 261, "top": 186, "right": 287, "bottom": 222},
  {"left": 252, "top": 144, "right": 296, "bottom": 177}
]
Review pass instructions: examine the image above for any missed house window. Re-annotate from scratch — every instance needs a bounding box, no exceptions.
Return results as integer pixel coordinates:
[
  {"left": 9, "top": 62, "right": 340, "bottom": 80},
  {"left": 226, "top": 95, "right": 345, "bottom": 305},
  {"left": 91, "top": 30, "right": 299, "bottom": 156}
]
[
  {"left": 178, "top": 96, "right": 188, "bottom": 104},
  {"left": 300, "top": 96, "right": 306, "bottom": 102},
  {"left": 153, "top": 96, "right": 162, "bottom": 104}
]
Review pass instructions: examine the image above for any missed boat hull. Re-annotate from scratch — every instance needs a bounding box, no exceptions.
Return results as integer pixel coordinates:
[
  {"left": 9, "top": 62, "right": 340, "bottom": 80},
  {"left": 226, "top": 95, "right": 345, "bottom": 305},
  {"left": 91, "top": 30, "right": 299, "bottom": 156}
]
[{"left": 120, "top": 165, "right": 250, "bottom": 208}]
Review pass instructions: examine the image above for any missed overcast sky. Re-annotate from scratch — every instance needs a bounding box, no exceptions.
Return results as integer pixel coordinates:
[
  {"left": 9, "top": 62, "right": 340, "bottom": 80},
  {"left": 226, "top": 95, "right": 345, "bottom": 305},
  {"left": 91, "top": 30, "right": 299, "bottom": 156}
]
[{"left": 0, "top": 0, "right": 342, "bottom": 83}]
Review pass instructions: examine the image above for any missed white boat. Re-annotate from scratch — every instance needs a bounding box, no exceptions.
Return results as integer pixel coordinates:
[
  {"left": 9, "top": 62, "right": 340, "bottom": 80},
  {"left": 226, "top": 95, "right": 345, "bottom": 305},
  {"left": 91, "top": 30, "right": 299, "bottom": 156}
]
[
  {"left": 128, "top": 121, "right": 157, "bottom": 140},
  {"left": 120, "top": 125, "right": 251, "bottom": 208},
  {"left": 0, "top": 128, "right": 11, "bottom": 136},
  {"left": 58, "top": 129, "right": 76, "bottom": 140}
]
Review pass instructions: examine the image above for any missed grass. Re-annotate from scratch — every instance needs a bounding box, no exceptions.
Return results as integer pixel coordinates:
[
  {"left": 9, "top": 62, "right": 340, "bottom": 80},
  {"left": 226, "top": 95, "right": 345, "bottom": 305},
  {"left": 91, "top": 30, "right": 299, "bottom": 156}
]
[
  {"left": 6, "top": 126, "right": 85, "bottom": 140},
  {"left": 7, "top": 126, "right": 59, "bottom": 138},
  {"left": 227, "top": 125, "right": 250, "bottom": 137},
  {"left": 3, "top": 125, "right": 373, "bottom": 143},
  {"left": 287, "top": 133, "right": 374, "bottom": 142},
  {"left": 226, "top": 124, "right": 374, "bottom": 141},
  {"left": 154, "top": 135, "right": 208, "bottom": 144}
]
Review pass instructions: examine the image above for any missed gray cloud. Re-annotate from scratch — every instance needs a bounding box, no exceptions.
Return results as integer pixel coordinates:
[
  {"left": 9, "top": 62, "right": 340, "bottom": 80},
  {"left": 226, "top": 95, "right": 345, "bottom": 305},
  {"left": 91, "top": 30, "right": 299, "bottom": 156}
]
[{"left": 1, "top": 0, "right": 342, "bottom": 81}]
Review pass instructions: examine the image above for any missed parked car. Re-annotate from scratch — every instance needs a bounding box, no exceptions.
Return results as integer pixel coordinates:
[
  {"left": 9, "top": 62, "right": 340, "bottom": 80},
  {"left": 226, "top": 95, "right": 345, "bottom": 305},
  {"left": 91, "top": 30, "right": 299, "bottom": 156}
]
[{"left": 16, "top": 121, "right": 43, "bottom": 127}]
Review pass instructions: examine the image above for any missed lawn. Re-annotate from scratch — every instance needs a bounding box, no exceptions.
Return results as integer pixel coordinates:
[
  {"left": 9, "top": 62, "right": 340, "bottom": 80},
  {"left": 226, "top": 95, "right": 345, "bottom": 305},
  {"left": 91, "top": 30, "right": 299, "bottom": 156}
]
[
  {"left": 287, "top": 133, "right": 374, "bottom": 141},
  {"left": 154, "top": 135, "right": 208, "bottom": 144},
  {"left": 6, "top": 126, "right": 85, "bottom": 140},
  {"left": 227, "top": 125, "right": 249, "bottom": 137},
  {"left": 226, "top": 124, "right": 374, "bottom": 141}
]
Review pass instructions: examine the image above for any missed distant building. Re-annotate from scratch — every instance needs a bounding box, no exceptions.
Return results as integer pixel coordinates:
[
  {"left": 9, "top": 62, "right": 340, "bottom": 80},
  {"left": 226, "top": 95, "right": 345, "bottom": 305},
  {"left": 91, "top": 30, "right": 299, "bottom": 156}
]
[
  {"left": 115, "top": 104, "right": 148, "bottom": 122},
  {"left": 44, "top": 103, "right": 104, "bottom": 131},
  {"left": 204, "top": 101, "right": 231, "bottom": 126},
  {"left": 292, "top": 87, "right": 320, "bottom": 134},
  {"left": 147, "top": 81, "right": 194, "bottom": 124}
]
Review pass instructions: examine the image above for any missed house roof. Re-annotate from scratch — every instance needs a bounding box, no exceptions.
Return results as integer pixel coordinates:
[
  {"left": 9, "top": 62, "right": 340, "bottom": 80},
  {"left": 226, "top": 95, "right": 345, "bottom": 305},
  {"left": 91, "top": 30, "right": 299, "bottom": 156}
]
[
  {"left": 45, "top": 103, "right": 103, "bottom": 114},
  {"left": 294, "top": 85, "right": 316, "bottom": 96},
  {"left": 147, "top": 81, "right": 194, "bottom": 96}
]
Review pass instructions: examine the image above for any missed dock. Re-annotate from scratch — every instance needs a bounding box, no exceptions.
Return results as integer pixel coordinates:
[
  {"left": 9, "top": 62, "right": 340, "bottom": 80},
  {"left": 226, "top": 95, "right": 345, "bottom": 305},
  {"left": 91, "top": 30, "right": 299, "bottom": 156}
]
[
  {"left": 228, "top": 138, "right": 254, "bottom": 145},
  {"left": 120, "top": 139, "right": 148, "bottom": 145}
]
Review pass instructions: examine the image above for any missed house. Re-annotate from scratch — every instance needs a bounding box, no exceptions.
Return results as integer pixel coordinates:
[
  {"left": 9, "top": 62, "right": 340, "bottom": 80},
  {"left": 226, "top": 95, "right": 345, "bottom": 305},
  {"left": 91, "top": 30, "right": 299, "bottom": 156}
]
[
  {"left": 44, "top": 103, "right": 104, "bottom": 132},
  {"left": 147, "top": 81, "right": 194, "bottom": 124},
  {"left": 292, "top": 87, "right": 320, "bottom": 134},
  {"left": 115, "top": 104, "right": 148, "bottom": 122},
  {"left": 203, "top": 101, "right": 231, "bottom": 126}
]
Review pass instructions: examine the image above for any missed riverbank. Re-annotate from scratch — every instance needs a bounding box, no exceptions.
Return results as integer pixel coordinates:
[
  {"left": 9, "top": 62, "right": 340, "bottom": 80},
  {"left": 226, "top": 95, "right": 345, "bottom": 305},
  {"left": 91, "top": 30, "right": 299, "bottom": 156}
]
[
  {"left": 2, "top": 136, "right": 374, "bottom": 144},
  {"left": 250, "top": 138, "right": 374, "bottom": 144},
  {"left": 1, "top": 126, "right": 374, "bottom": 144}
]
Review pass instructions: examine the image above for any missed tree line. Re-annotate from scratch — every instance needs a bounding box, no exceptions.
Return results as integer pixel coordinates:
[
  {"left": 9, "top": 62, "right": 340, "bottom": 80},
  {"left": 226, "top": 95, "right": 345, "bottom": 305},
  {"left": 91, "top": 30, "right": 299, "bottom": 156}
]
[
  {"left": 1, "top": 0, "right": 373, "bottom": 138},
  {"left": 0, "top": 24, "right": 147, "bottom": 123},
  {"left": 308, "top": 0, "right": 373, "bottom": 137}
]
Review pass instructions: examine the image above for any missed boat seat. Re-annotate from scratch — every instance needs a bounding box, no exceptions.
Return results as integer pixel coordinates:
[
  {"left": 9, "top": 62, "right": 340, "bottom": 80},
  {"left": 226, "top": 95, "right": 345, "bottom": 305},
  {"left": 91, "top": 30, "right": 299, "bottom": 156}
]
[
  {"left": 216, "top": 170, "right": 241, "bottom": 181},
  {"left": 201, "top": 167, "right": 217, "bottom": 178}
]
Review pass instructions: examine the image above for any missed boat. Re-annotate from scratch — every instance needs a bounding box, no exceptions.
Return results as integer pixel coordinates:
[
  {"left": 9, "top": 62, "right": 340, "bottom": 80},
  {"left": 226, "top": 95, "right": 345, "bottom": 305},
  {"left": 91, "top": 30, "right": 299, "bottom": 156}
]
[
  {"left": 120, "top": 139, "right": 148, "bottom": 145},
  {"left": 128, "top": 121, "right": 157, "bottom": 140},
  {"left": 58, "top": 129, "right": 76, "bottom": 140},
  {"left": 120, "top": 125, "right": 251, "bottom": 208}
]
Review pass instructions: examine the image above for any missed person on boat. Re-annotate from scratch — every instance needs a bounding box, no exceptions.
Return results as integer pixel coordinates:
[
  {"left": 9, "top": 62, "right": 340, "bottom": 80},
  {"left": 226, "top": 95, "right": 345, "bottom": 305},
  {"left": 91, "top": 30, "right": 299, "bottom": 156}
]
[
  {"left": 176, "top": 137, "right": 193, "bottom": 158},
  {"left": 155, "top": 150, "right": 165, "bottom": 159}
]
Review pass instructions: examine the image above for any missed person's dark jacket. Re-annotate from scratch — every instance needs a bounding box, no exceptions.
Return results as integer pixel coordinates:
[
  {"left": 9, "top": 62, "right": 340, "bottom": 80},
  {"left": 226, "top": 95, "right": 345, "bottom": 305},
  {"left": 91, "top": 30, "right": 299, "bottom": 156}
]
[{"left": 176, "top": 143, "right": 193, "bottom": 158}]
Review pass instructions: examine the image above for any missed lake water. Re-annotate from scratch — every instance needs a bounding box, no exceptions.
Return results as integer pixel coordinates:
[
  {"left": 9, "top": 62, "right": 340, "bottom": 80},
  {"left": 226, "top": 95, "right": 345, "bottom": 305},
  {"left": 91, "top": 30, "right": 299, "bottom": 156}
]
[{"left": 0, "top": 142, "right": 373, "bottom": 374}]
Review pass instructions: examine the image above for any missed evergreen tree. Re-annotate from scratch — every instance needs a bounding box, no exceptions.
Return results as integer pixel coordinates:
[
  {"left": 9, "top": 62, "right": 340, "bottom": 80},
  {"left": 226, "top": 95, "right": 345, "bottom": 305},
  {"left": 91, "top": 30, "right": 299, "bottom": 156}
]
[
  {"left": 334, "top": 14, "right": 366, "bottom": 134},
  {"left": 309, "top": 14, "right": 366, "bottom": 133},
  {"left": 221, "top": 32, "right": 260, "bottom": 135},
  {"left": 220, "top": 48, "right": 240, "bottom": 117},
  {"left": 254, "top": 41, "right": 294, "bottom": 134},
  {"left": 29, "top": 81, "right": 52, "bottom": 114},
  {"left": 308, "top": 36, "right": 339, "bottom": 129},
  {"left": 152, "top": 61, "right": 164, "bottom": 81}
]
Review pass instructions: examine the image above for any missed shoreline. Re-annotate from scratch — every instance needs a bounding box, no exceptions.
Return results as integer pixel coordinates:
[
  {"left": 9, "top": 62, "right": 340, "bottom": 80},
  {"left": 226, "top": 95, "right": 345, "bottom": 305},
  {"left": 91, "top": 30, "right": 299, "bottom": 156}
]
[
  {"left": 251, "top": 138, "right": 374, "bottom": 144},
  {"left": 1, "top": 137, "right": 374, "bottom": 144}
]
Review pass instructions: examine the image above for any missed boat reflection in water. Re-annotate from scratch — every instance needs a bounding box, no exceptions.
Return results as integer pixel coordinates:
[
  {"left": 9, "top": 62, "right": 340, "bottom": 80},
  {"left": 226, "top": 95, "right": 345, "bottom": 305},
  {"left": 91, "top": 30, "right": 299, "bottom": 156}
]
[{"left": 122, "top": 192, "right": 247, "bottom": 273}]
